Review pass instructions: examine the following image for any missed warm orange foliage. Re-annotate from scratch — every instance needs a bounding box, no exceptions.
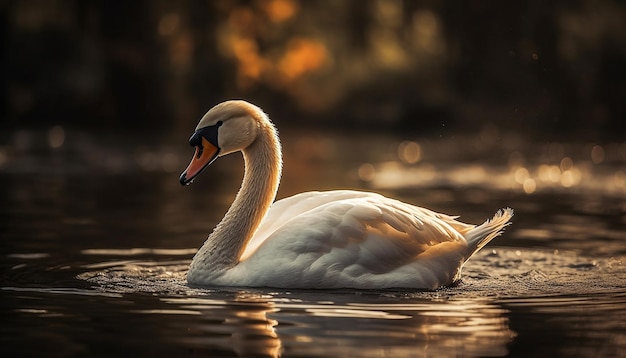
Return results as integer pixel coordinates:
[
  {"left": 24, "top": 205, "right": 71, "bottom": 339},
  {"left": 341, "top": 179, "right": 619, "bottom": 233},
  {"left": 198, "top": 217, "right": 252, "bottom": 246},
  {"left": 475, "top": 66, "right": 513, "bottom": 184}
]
[
  {"left": 263, "top": 0, "right": 298, "bottom": 23},
  {"left": 278, "top": 38, "right": 328, "bottom": 81}
]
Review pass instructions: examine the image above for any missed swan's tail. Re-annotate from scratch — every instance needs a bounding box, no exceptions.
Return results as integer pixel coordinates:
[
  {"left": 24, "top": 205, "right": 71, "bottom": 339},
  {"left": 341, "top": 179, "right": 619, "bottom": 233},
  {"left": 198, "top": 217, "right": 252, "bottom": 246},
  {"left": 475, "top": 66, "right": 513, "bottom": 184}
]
[{"left": 464, "top": 208, "right": 514, "bottom": 259}]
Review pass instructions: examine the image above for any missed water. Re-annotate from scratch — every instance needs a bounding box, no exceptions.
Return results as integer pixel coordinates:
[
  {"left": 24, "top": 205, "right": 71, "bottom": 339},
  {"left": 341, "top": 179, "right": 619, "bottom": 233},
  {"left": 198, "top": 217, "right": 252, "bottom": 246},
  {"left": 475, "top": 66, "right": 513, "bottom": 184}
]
[{"left": 1, "top": 129, "right": 625, "bottom": 357}]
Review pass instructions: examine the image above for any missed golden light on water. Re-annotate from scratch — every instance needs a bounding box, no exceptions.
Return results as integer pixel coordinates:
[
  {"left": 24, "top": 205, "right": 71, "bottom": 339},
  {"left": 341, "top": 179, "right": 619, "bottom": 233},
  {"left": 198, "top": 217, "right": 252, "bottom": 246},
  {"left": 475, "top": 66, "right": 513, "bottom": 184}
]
[
  {"left": 548, "top": 165, "right": 561, "bottom": 182},
  {"left": 397, "top": 141, "right": 421, "bottom": 164},
  {"left": 537, "top": 164, "right": 560, "bottom": 183},
  {"left": 508, "top": 159, "right": 585, "bottom": 194},
  {"left": 514, "top": 167, "right": 529, "bottom": 184},
  {"left": 561, "top": 168, "right": 582, "bottom": 187},
  {"left": 357, "top": 138, "right": 625, "bottom": 197},
  {"left": 523, "top": 178, "right": 537, "bottom": 194}
]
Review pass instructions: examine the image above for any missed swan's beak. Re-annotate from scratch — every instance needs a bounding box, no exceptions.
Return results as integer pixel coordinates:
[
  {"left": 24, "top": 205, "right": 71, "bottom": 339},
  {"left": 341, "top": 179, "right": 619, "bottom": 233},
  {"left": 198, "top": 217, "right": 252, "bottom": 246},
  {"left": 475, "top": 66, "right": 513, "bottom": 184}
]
[{"left": 180, "top": 137, "right": 220, "bottom": 185}]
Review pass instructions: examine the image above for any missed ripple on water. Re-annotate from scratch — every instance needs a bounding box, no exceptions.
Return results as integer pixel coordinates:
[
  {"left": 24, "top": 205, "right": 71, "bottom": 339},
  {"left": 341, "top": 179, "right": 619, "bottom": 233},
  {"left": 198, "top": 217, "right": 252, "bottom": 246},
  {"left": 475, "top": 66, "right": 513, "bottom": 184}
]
[
  {"left": 23, "top": 249, "right": 626, "bottom": 358},
  {"left": 76, "top": 248, "right": 625, "bottom": 298}
]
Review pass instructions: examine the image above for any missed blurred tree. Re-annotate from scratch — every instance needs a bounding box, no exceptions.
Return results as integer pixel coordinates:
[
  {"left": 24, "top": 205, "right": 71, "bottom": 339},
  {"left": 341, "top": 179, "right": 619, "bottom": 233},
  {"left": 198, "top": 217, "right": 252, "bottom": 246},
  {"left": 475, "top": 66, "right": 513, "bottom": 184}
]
[{"left": 1, "top": 0, "right": 624, "bottom": 140}]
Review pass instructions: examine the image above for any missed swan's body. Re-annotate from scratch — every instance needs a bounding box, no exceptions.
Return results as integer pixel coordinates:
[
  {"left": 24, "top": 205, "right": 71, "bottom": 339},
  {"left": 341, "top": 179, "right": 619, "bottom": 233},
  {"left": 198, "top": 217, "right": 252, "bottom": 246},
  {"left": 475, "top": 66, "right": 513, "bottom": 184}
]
[{"left": 180, "top": 100, "right": 513, "bottom": 289}]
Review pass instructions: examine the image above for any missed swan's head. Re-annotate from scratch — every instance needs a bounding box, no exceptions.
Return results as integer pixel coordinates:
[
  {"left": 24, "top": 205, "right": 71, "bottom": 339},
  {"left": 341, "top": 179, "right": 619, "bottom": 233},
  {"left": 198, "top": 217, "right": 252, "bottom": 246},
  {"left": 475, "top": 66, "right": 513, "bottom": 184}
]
[{"left": 180, "top": 100, "right": 263, "bottom": 185}]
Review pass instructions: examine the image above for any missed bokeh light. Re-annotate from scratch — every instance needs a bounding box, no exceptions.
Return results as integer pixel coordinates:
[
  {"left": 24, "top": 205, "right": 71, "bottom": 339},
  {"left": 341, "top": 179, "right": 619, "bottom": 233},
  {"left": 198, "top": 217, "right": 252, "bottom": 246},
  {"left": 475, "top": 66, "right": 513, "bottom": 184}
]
[
  {"left": 397, "top": 141, "right": 421, "bottom": 164},
  {"left": 591, "top": 145, "right": 605, "bottom": 164},
  {"left": 47, "top": 126, "right": 65, "bottom": 149}
]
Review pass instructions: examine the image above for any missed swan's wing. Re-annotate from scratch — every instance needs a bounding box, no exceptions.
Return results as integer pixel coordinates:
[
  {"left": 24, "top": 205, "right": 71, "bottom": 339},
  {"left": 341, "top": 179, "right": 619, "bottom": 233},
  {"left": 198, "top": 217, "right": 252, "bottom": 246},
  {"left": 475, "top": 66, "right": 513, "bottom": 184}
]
[
  {"left": 244, "top": 190, "right": 379, "bottom": 259},
  {"left": 234, "top": 191, "right": 470, "bottom": 288}
]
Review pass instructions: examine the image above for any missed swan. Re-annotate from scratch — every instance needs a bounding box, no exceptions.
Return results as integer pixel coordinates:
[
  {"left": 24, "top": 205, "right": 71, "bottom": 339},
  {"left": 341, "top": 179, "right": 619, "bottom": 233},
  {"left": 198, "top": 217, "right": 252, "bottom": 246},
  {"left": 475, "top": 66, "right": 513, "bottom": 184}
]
[{"left": 180, "top": 100, "right": 513, "bottom": 289}]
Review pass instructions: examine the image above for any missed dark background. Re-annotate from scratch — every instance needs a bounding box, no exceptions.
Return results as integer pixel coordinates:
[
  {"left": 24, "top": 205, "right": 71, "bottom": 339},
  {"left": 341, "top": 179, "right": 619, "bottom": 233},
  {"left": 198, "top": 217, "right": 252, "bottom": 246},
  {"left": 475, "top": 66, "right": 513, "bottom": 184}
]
[{"left": 2, "top": 0, "right": 625, "bottom": 140}]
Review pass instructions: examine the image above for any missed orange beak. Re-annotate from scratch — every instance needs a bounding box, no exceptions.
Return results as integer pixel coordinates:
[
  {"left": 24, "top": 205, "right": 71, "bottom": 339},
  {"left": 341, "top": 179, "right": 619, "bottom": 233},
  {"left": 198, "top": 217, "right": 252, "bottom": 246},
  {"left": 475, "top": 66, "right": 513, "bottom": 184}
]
[{"left": 179, "top": 137, "right": 220, "bottom": 185}]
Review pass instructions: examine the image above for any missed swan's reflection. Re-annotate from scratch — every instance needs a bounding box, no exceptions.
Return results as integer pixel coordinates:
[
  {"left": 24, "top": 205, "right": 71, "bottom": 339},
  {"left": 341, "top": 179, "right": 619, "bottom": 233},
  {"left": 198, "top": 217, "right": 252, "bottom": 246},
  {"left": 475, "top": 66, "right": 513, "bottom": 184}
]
[
  {"left": 226, "top": 293, "right": 281, "bottom": 357},
  {"left": 163, "top": 291, "right": 282, "bottom": 357},
  {"left": 276, "top": 297, "right": 515, "bottom": 357},
  {"left": 163, "top": 291, "right": 515, "bottom": 357}
]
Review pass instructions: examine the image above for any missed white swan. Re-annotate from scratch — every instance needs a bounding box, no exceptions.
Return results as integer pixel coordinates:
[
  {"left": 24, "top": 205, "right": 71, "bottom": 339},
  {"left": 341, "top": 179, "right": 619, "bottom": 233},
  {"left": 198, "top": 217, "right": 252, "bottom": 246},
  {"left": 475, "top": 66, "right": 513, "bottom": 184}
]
[{"left": 180, "top": 100, "right": 513, "bottom": 289}]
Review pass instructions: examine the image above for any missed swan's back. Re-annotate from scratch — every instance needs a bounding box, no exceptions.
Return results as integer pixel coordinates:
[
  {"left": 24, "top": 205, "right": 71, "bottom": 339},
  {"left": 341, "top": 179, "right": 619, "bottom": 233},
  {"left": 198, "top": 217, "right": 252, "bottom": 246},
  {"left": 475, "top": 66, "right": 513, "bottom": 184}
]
[
  {"left": 246, "top": 190, "right": 468, "bottom": 259},
  {"left": 220, "top": 190, "right": 513, "bottom": 289}
]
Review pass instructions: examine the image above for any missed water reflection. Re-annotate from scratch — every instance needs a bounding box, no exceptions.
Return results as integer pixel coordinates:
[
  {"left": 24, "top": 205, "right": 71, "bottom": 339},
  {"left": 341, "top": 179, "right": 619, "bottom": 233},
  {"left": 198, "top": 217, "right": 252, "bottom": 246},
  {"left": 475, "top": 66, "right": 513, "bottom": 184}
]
[
  {"left": 157, "top": 292, "right": 514, "bottom": 357},
  {"left": 502, "top": 291, "right": 626, "bottom": 357},
  {"left": 161, "top": 294, "right": 281, "bottom": 357},
  {"left": 74, "top": 250, "right": 520, "bottom": 356}
]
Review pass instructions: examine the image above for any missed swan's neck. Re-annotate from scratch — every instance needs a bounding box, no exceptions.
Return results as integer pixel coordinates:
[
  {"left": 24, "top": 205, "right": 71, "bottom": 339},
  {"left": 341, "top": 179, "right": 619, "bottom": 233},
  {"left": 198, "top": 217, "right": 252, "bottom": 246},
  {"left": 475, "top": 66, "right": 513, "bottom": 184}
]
[{"left": 191, "top": 122, "right": 282, "bottom": 272}]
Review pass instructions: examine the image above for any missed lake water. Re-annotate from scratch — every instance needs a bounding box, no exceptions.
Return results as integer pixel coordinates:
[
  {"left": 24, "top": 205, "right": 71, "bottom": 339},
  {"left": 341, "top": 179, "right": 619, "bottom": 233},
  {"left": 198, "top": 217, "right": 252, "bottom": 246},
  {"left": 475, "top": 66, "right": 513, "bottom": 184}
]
[{"left": 1, "top": 128, "right": 625, "bottom": 357}]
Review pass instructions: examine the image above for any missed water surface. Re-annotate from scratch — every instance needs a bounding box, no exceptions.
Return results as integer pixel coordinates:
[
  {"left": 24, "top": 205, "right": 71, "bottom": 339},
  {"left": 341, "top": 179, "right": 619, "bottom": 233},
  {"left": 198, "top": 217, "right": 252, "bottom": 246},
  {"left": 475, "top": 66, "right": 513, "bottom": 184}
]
[{"left": 1, "top": 129, "right": 625, "bottom": 357}]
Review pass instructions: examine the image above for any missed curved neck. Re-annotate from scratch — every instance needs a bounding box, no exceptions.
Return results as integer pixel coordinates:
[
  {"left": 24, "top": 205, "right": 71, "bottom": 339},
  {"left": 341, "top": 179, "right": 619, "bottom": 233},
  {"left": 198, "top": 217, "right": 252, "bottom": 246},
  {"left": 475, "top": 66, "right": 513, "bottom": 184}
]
[{"left": 191, "top": 121, "right": 282, "bottom": 271}]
